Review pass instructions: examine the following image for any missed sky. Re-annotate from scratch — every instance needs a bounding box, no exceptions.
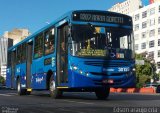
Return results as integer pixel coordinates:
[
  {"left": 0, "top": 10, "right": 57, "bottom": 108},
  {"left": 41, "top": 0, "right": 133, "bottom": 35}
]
[{"left": 0, "top": 0, "right": 147, "bottom": 36}]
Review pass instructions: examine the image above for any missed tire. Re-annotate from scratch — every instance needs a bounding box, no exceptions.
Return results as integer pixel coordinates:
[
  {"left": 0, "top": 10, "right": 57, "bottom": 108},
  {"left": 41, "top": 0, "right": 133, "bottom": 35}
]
[
  {"left": 95, "top": 86, "right": 110, "bottom": 100},
  {"left": 17, "top": 78, "right": 26, "bottom": 95},
  {"left": 49, "top": 75, "right": 63, "bottom": 98},
  {"left": 156, "top": 85, "right": 160, "bottom": 93}
]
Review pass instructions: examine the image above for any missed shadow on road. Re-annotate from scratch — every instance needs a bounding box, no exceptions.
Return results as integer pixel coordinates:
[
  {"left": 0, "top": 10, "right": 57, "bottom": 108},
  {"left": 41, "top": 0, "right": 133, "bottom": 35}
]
[{"left": 28, "top": 91, "right": 160, "bottom": 101}]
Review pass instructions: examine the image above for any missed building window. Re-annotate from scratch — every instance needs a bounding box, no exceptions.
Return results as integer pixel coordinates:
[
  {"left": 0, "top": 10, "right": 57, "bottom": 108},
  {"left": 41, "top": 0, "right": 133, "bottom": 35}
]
[
  {"left": 134, "top": 24, "right": 139, "bottom": 31},
  {"left": 134, "top": 34, "right": 139, "bottom": 40},
  {"left": 159, "top": 6, "right": 160, "bottom": 12},
  {"left": 158, "top": 50, "right": 160, "bottom": 57},
  {"left": 150, "top": 8, "right": 155, "bottom": 15},
  {"left": 142, "top": 11, "right": 147, "bottom": 18},
  {"left": 148, "top": 51, "right": 154, "bottom": 59},
  {"left": 149, "top": 40, "right": 154, "bottom": 48},
  {"left": 142, "top": 32, "right": 146, "bottom": 38},
  {"left": 149, "top": 29, "right": 155, "bottom": 37},
  {"left": 158, "top": 17, "right": 160, "bottom": 24},
  {"left": 135, "top": 44, "right": 139, "bottom": 50},
  {"left": 158, "top": 39, "right": 160, "bottom": 46},
  {"left": 158, "top": 28, "right": 160, "bottom": 35},
  {"left": 135, "top": 14, "right": 139, "bottom": 21},
  {"left": 141, "top": 42, "right": 146, "bottom": 49},
  {"left": 150, "top": 19, "right": 155, "bottom": 26},
  {"left": 157, "top": 62, "right": 160, "bottom": 69},
  {"left": 142, "top": 21, "right": 147, "bottom": 29}
]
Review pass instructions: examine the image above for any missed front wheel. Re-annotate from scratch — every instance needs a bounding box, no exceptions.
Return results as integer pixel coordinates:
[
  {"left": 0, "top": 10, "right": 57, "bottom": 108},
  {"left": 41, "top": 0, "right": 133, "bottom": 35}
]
[
  {"left": 95, "top": 86, "right": 110, "bottom": 100},
  {"left": 49, "top": 76, "right": 63, "bottom": 98},
  {"left": 17, "top": 78, "right": 26, "bottom": 95}
]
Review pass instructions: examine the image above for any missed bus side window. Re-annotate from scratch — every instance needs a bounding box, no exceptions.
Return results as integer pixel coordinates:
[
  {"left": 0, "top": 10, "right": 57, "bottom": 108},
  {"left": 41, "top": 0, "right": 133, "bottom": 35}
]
[
  {"left": 7, "top": 52, "right": 11, "bottom": 67},
  {"left": 16, "top": 46, "right": 22, "bottom": 64},
  {"left": 21, "top": 43, "right": 26, "bottom": 62},
  {"left": 34, "top": 34, "right": 44, "bottom": 58},
  {"left": 44, "top": 28, "right": 55, "bottom": 55}
]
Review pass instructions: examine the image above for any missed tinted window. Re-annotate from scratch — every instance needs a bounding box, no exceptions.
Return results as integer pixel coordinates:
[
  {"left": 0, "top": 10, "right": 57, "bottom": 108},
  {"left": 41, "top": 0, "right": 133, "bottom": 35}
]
[
  {"left": 16, "top": 46, "right": 21, "bottom": 64},
  {"left": 21, "top": 43, "right": 26, "bottom": 62},
  {"left": 34, "top": 34, "right": 44, "bottom": 58},
  {"left": 7, "top": 52, "right": 11, "bottom": 67},
  {"left": 44, "top": 28, "right": 55, "bottom": 55}
]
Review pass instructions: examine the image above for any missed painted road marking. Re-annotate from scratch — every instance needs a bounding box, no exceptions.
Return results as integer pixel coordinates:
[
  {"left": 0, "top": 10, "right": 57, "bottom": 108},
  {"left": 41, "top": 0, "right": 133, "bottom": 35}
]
[
  {"left": 0, "top": 93, "right": 17, "bottom": 96},
  {"left": 0, "top": 94, "right": 13, "bottom": 96},
  {"left": 62, "top": 100, "right": 94, "bottom": 105}
]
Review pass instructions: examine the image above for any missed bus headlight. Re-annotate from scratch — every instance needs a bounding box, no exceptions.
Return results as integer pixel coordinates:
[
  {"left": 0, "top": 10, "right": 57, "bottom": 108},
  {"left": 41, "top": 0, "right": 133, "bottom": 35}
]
[
  {"left": 132, "top": 68, "right": 136, "bottom": 71},
  {"left": 73, "top": 66, "right": 78, "bottom": 70},
  {"left": 71, "top": 64, "right": 78, "bottom": 70}
]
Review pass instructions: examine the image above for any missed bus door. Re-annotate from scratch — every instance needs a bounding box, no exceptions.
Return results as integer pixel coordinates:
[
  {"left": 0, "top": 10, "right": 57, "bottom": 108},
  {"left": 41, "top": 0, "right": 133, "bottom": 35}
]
[
  {"left": 56, "top": 22, "right": 69, "bottom": 85},
  {"left": 11, "top": 50, "right": 16, "bottom": 88},
  {"left": 26, "top": 41, "right": 33, "bottom": 88}
]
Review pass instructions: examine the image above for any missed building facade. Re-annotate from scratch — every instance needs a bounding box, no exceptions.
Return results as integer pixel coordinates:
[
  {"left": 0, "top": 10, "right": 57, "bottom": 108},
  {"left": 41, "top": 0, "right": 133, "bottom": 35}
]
[
  {"left": 0, "top": 37, "right": 13, "bottom": 78},
  {"left": 130, "top": 2, "right": 160, "bottom": 72},
  {"left": 3, "top": 28, "right": 30, "bottom": 45},
  {"left": 108, "top": 0, "right": 142, "bottom": 15}
]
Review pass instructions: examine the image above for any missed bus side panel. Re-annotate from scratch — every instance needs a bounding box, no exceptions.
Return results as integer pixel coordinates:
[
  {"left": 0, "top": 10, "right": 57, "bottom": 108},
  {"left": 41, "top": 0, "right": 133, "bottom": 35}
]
[
  {"left": 6, "top": 68, "right": 11, "bottom": 88},
  {"left": 43, "top": 64, "right": 56, "bottom": 86},
  {"left": 15, "top": 63, "right": 27, "bottom": 89},
  {"left": 68, "top": 69, "right": 96, "bottom": 88},
  {"left": 31, "top": 58, "right": 46, "bottom": 89}
]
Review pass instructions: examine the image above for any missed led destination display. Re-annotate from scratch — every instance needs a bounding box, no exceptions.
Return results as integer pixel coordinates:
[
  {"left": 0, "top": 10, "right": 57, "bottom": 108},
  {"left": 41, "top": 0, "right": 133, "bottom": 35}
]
[{"left": 72, "top": 11, "right": 132, "bottom": 26}]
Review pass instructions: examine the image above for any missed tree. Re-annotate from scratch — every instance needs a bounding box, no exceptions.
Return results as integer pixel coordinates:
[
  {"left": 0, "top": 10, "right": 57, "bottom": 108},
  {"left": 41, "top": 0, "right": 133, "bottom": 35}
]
[
  {"left": 0, "top": 76, "right": 5, "bottom": 85},
  {"left": 135, "top": 53, "right": 154, "bottom": 88}
]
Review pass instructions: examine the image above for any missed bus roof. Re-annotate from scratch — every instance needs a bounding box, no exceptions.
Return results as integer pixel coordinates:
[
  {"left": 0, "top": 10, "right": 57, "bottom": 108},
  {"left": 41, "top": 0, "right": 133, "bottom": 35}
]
[{"left": 8, "top": 10, "right": 132, "bottom": 51}]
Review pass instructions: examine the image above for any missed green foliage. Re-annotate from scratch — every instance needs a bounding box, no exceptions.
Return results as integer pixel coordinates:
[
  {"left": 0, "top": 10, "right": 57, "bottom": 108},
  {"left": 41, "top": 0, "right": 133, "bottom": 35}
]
[
  {"left": 136, "top": 75, "right": 151, "bottom": 88},
  {"left": 0, "top": 76, "right": 5, "bottom": 84},
  {"left": 135, "top": 53, "right": 155, "bottom": 88}
]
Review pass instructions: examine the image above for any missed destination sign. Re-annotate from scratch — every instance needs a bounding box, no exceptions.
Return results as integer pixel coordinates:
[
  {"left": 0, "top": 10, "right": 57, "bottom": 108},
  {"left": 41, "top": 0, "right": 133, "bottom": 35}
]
[{"left": 72, "top": 11, "right": 132, "bottom": 25}]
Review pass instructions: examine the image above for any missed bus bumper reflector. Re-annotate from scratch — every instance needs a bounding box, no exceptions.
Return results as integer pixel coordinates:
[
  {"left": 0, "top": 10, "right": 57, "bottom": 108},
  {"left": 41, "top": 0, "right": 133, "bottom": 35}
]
[{"left": 27, "top": 88, "right": 32, "bottom": 92}]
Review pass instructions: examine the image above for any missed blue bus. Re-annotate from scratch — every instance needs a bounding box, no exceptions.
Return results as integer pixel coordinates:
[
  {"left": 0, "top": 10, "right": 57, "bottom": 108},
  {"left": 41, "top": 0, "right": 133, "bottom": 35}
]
[{"left": 6, "top": 10, "right": 136, "bottom": 99}]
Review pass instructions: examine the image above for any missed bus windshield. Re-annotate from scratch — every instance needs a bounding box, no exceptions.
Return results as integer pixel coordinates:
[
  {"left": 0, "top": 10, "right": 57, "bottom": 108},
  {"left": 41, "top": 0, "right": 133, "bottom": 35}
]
[{"left": 70, "top": 24, "right": 134, "bottom": 59}]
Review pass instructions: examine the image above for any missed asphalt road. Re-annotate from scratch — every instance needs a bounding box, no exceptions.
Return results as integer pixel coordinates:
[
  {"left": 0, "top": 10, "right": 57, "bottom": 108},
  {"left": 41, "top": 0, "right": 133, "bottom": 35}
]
[{"left": 0, "top": 89, "right": 160, "bottom": 113}]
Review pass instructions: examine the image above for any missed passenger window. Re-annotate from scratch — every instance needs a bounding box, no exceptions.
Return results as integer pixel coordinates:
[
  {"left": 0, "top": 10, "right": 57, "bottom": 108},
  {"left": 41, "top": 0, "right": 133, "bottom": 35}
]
[
  {"left": 21, "top": 43, "right": 26, "bottom": 62},
  {"left": 44, "top": 28, "right": 55, "bottom": 55},
  {"left": 34, "top": 34, "right": 44, "bottom": 58},
  {"left": 16, "top": 46, "right": 22, "bottom": 64},
  {"left": 7, "top": 52, "right": 11, "bottom": 67}
]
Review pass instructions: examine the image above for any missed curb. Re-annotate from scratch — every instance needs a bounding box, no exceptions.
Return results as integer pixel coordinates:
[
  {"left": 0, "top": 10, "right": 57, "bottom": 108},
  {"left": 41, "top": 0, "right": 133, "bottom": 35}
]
[{"left": 110, "top": 88, "right": 156, "bottom": 94}]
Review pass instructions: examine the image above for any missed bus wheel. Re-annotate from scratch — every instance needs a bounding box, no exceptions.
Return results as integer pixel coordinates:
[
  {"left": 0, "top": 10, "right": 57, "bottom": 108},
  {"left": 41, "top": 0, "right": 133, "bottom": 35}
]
[
  {"left": 49, "top": 76, "right": 63, "bottom": 98},
  {"left": 95, "top": 86, "right": 110, "bottom": 100},
  {"left": 17, "top": 78, "right": 26, "bottom": 95}
]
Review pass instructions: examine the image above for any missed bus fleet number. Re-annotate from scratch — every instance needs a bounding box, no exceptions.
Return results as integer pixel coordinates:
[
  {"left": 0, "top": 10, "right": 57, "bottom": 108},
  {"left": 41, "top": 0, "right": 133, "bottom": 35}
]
[{"left": 118, "top": 67, "right": 129, "bottom": 72}]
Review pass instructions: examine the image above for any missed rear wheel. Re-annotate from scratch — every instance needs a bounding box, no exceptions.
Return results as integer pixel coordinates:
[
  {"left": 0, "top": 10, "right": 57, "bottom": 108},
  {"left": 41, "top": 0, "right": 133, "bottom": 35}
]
[
  {"left": 17, "top": 78, "right": 26, "bottom": 95},
  {"left": 95, "top": 86, "right": 110, "bottom": 100},
  {"left": 49, "top": 75, "right": 63, "bottom": 98}
]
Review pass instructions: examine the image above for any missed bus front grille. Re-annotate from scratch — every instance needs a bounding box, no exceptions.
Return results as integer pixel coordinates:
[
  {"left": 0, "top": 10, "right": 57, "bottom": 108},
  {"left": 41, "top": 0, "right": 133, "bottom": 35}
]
[{"left": 84, "top": 61, "right": 130, "bottom": 67}]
